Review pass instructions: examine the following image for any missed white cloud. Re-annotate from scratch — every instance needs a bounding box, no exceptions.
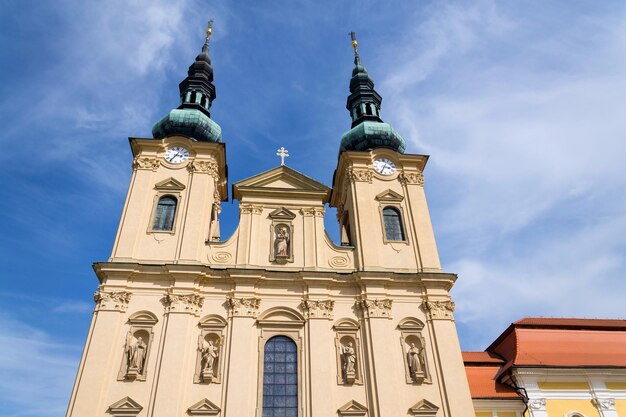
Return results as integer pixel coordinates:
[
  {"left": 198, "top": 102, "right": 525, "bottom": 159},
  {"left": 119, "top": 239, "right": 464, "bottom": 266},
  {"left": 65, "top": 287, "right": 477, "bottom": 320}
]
[
  {"left": 0, "top": 315, "right": 82, "bottom": 417},
  {"left": 378, "top": 1, "right": 626, "bottom": 348}
]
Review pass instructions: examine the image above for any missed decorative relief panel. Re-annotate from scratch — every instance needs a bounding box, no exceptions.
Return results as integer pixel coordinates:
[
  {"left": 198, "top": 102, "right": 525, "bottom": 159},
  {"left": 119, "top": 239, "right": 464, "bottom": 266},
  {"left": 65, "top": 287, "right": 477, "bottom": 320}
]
[
  {"left": 398, "top": 171, "right": 425, "bottom": 186},
  {"left": 302, "top": 299, "right": 334, "bottom": 320},
  {"left": 528, "top": 398, "right": 547, "bottom": 411},
  {"left": 94, "top": 290, "right": 132, "bottom": 312},
  {"left": 422, "top": 300, "right": 455, "bottom": 321},
  {"left": 333, "top": 318, "right": 363, "bottom": 385},
  {"left": 299, "top": 207, "right": 325, "bottom": 217},
  {"left": 132, "top": 157, "right": 160, "bottom": 171},
  {"left": 227, "top": 296, "right": 261, "bottom": 318},
  {"left": 239, "top": 203, "right": 263, "bottom": 215},
  {"left": 346, "top": 168, "right": 373, "bottom": 183},
  {"left": 165, "top": 290, "right": 204, "bottom": 316},
  {"left": 194, "top": 315, "right": 227, "bottom": 384},
  {"left": 188, "top": 159, "right": 219, "bottom": 177},
  {"left": 356, "top": 298, "right": 393, "bottom": 319},
  {"left": 593, "top": 398, "right": 616, "bottom": 411}
]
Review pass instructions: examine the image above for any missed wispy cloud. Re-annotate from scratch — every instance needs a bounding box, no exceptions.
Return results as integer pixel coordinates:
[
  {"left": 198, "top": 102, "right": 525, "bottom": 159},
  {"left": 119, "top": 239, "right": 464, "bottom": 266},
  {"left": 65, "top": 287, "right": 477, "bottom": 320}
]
[{"left": 378, "top": 1, "right": 626, "bottom": 347}]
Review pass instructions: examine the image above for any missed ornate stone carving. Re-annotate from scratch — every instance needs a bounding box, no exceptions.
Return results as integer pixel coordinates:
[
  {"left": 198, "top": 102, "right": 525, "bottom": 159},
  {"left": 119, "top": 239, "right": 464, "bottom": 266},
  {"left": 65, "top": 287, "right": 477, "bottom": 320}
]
[
  {"left": 422, "top": 300, "right": 455, "bottom": 320},
  {"left": 210, "top": 251, "right": 232, "bottom": 264},
  {"left": 357, "top": 298, "right": 393, "bottom": 318},
  {"left": 165, "top": 291, "right": 204, "bottom": 315},
  {"left": 341, "top": 341, "right": 357, "bottom": 384},
  {"left": 346, "top": 168, "right": 373, "bottom": 183},
  {"left": 227, "top": 296, "right": 261, "bottom": 317},
  {"left": 132, "top": 157, "right": 160, "bottom": 171},
  {"left": 593, "top": 398, "right": 616, "bottom": 410},
  {"left": 94, "top": 290, "right": 132, "bottom": 312},
  {"left": 303, "top": 299, "right": 334, "bottom": 319},
  {"left": 239, "top": 203, "right": 263, "bottom": 215},
  {"left": 528, "top": 398, "right": 546, "bottom": 411},
  {"left": 398, "top": 171, "right": 425, "bottom": 186},
  {"left": 198, "top": 339, "right": 219, "bottom": 383},
  {"left": 329, "top": 256, "right": 349, "bottom": 268},
  {"left": 300, "top": 207, "right": 325, "bottom": 217},
  {"left": 188, "top": 160, "right": 219, "bottom": 177}
]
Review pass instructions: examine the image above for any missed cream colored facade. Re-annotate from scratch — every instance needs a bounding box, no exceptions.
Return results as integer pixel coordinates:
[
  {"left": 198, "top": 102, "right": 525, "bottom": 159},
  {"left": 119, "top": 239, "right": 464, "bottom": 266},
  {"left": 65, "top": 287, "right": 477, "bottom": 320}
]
[{"left": 65, "top": 134, "right": 475, "bottom": 417}]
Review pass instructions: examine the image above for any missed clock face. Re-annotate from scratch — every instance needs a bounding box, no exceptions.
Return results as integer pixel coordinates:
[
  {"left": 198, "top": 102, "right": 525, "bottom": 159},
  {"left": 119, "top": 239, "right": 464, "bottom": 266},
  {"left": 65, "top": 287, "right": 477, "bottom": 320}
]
[
  {"left": 164, "top": 146, "right": 189, "bottom": 164},
  {"left": 373, "top": 158, "right": 396, "bottom": 175}
]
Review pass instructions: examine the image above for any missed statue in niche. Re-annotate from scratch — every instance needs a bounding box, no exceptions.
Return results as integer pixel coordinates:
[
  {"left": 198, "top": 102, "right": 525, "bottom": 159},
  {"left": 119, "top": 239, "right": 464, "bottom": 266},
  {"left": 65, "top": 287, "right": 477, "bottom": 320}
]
[
  {"left": 274, "top": 225, "right": 290, "bottom": 257},
  {"left": 341, "top": 341, "right": 356, "bottom": 383},
  {"left": 407, "top": 342, "right": 425, "bottom": 382},
  {"left": 199, "top": 339, "right": 219, "bottom": 382},
  {"left": 127, "top": 336, "right": 147, "bottom": 375}
]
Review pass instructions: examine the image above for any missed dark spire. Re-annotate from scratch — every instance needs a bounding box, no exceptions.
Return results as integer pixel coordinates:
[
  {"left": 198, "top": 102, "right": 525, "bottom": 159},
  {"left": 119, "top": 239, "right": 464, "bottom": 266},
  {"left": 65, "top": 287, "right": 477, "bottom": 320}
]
[
  {"left": 152, "top": 20, "right": 222, "bottom": 143},
  {"left": 340, "top": 32, "right": 405, "bottom": 153}
]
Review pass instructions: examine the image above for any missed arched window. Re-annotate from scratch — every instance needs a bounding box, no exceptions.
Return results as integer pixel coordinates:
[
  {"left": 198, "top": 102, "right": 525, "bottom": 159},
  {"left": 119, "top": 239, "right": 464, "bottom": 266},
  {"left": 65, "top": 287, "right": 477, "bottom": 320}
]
[
  {"left": 355, "top": 105, "right": 362, "bottom": 118},
  {"left": 383, "top": 207, "right": 405, "bottom": 241},
  {"left": 152, "top": 196, "right": 177, "bottom": 231},
  {"left": 263, "top": 336, "right": 298, "bottom": 417},
  {"left": 190, "top": 91, "right": 197, "bottom": 104},
  {"left": 366, "top": 103, "right": 373, "bottom": 115}
]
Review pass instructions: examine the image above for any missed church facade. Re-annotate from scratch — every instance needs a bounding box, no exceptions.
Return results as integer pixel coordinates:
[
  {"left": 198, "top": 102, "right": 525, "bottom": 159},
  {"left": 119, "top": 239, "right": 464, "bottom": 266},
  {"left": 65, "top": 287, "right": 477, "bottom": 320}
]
[{"left": 63, "top": 25, "right": 626, "bottom": 417}]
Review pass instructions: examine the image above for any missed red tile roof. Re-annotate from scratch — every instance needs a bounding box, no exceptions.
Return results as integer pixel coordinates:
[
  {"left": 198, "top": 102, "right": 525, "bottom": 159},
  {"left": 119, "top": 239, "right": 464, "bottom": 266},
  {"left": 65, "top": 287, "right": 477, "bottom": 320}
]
[
  {"left": 463, "top": 362, "right": 521, "bottom": 399},
  {"left": 462, "top": 351, "right": 505, "bottom": 364},
  {"left": 488, "top": 317, "right": 626, "bottom": 368}
]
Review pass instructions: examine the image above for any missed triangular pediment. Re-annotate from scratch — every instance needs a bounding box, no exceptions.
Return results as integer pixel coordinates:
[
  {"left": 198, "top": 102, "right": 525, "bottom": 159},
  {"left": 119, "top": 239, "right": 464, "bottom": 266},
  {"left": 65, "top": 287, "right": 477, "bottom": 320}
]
[
  {"left": 375, "top": 189, "right": 404, "bottom": 202},
  {"left": 338, "top": 399, "right": 368, "bottom": 416},
  {"left": 269, "top": 207, "right": 297, "bottom": 220},
  {"left": 154, "top": 177, "right": 186, "bottom": 191},
  {"left": 233, "top": 166, "right": 330, "bottom": 203},
  {"left": 108, "top": 396, "right": 143, "bottom": 416},
  {"left": 409, "top": 399, "right": 439, "bottom": 416},
  {"left": 187, "top": 398, "right": 221, "bottom": 415}
]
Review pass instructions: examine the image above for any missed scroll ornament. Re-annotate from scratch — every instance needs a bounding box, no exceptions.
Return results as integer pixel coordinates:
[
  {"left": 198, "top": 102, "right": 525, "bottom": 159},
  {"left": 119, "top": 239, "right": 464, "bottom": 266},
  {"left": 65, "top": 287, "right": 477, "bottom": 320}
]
[
  {"left": 165, "top": 292, "right": 204, "bottom": 315},
  {"left": 422, "top": 300, "right": 455, "bottom": 320},
  {"left": 94, "top": 290, "right": 132, "bottom": 311},
  {"left": 227, "top": 296, "right": 261, "bottom": 317}
]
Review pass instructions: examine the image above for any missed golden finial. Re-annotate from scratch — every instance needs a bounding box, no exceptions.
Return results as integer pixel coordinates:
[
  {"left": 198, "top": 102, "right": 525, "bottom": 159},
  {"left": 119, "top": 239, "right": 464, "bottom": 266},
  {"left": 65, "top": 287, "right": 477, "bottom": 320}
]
[
  {"left": 205, "top": 19, "right": 214, "bottom": 44},
  {"left": 349, "top": 31, "right": 361, "bottom": 64}
]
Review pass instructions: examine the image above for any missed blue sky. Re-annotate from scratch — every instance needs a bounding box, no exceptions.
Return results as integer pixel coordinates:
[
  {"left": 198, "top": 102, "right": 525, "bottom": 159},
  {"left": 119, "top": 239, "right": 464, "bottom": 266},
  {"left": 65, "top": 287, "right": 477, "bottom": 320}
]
[{"left": 1, "top": 1, "right": 626, "bottom": 416}]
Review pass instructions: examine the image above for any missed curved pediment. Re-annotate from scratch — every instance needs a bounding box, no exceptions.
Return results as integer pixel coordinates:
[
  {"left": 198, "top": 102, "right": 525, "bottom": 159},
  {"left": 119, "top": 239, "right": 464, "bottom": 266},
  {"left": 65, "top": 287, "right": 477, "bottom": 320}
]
[
  {"left": 199, "top": 314, "right": 227, "bottom": 329},
  {"left": 333, "top": 318, "right": 360, "bottom": 331},
  {"left": 257, "top": 306, "right": 305, "bottom": 328},
  {"left": 398, "top": 317, "right": 425, "bottom": 330},
  {"left": 128, "top": 310, "right": 158, "bottom": 325}
]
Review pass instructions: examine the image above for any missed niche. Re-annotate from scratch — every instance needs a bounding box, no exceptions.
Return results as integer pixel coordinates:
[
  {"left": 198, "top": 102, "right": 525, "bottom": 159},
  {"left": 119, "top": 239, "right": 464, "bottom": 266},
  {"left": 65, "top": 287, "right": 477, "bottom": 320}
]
[
  {"left": 117, "top": 311, "right": 158, "bottom": 381},
  {"left": 333, "top": 318, "right": 363, "bottom": 385},
  {"left": 193, "top": 315, "right": 227, "bottom": 384},
  {"left": 398, "top": 317, "right": 430, "bottom": 384}
]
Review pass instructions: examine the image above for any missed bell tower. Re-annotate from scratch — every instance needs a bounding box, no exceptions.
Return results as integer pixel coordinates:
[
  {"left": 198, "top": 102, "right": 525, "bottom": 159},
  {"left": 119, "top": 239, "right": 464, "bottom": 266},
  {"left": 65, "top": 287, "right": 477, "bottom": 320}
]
[
  {"left": 110, "top": 20, "right": 227, "bottom": 265},
  {"left": 330, "top": 32, "right": 441, "bottom": 273}
]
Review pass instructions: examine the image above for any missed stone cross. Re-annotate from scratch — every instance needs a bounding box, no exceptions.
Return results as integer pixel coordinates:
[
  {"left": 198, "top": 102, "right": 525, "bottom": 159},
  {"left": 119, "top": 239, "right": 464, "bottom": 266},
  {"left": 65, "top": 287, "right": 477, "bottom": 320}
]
[{"left": 276, "top": 147, "right": 289, "bottom": 166}]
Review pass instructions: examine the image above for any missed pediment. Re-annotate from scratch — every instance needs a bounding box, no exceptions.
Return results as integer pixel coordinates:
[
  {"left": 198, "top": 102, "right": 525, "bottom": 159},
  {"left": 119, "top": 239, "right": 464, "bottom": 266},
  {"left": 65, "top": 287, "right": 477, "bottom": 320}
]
[
  {"left": 154, "top": 177, "right": 186, "bottom": 191},
  {"left": 375, "top": 189, "right": 404, "bottom": 202},
  {"left": 108, "top": 396, "right": 142, "bottom": 416},
  {"left": 269, "top": 207, "right": 297, "bottom": 220},
  {"left": 187, "top": 398, "right": 222, "bottom": 416},
  {"left": 398, "top": 317, "right": 425, "bottom": 330},
  {"left": 128, "top": 310, "right": 158, "bottom": 325},
  {"left": 333, "top": 318, "right": 360, "bottom": 331},
  {"left": 257, "top": 307, "right": 305, "bottom": 328},
  {"left": 199, "top": 314, "right": 227, "bottom": 329},
  {"left": 233, "top": 166, "right": 330, "bottom": 203},
  {"left": 187, "top": 398, "right": 221, "bottom": 415},
  {"left": 337, "top": 400, "right": 368, "bottom": 416},
  {"left": 409, "top": 399, "right": 439, "bottom": 416}
]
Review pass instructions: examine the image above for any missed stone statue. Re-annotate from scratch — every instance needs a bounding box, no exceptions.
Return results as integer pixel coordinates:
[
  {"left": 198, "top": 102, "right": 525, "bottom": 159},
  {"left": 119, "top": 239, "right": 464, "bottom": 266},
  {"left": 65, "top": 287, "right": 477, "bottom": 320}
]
[
  {"left": 200, "top": 339, "right": 219, "bottom": 376},
  {"left": 342, "top": 341, "right": 356, "bottom": 379},
  {"left": 275, "top": 226, "right": 290, "bottom": 257},
  {"left": 127, "top": 336, "right": 147, "bottom": 374},
  {"left": 407, "top": 342, "right": 423, "bottom": 380}
]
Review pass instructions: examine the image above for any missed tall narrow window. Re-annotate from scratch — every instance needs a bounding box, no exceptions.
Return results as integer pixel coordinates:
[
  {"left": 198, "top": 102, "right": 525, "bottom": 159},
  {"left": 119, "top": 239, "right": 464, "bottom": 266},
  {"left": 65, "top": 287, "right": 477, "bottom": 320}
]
[
  {"left": 383, "top": 207, "right": 405, "bottom": 241},
  {"left": 152, "top": 196, "right": 177, "bottom": 231},
  {"left": 263, "top": 336, "right": 298, "bottom": 417}
]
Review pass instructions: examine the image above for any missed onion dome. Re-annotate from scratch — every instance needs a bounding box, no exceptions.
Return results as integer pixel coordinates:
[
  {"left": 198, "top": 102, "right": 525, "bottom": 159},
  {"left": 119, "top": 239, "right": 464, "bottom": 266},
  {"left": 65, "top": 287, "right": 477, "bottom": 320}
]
[
  {"left": 339, "top": 32, "right": 406, "bottom": 153},
  {"left": 152, "top": 21, "right": 222, "bottom": 142}
]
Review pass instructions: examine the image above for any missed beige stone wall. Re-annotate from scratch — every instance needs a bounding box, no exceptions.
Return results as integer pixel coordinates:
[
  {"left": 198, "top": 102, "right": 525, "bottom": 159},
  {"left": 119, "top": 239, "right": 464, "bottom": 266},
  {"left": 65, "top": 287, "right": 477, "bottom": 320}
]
[{"left": 66, "top": 139, "right": 474, "bottom": 417}]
